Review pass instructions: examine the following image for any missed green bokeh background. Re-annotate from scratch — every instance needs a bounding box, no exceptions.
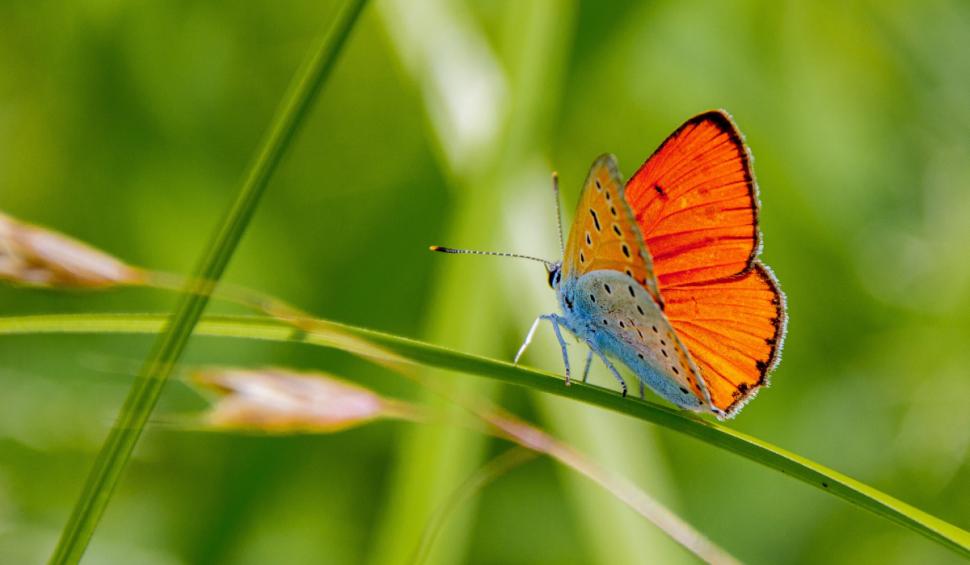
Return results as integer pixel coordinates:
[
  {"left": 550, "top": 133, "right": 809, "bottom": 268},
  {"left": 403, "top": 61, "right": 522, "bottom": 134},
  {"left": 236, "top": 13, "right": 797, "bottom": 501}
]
[{"left": 1, "top": 1, "right": 968, "bottom": 563}]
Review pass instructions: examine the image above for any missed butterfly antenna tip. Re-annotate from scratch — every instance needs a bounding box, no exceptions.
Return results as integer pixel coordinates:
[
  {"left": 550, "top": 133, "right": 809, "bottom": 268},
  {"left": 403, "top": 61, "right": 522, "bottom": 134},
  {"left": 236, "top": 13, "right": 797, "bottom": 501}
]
[
  {"left": 428, "top": 245, "right": 554, "bottom": 267},
  {"left": 551, "top": 171, "right": 565, "bottom": 255}
]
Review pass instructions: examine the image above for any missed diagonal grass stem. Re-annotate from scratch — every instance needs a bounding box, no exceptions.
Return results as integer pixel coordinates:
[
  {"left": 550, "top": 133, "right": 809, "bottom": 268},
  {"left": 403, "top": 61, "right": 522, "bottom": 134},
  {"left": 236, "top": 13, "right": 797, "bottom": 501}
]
[
  {"left": 46, "top": 2, "right": 369, "bottom": 563},
  {"left": 6, "top": 312, "right": 967, "bottom": 559}
]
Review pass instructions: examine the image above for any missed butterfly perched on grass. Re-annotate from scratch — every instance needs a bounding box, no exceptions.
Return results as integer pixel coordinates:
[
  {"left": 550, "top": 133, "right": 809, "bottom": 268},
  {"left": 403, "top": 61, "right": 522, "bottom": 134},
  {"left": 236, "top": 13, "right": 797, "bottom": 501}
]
[{"left": 432, "top": 110, "right": 787, "bottom": 419}]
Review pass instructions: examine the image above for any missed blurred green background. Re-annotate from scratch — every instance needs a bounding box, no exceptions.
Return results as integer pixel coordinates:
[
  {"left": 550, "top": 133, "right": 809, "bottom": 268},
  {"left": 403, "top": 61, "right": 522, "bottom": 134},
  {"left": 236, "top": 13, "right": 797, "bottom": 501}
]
[{"left": 1, "top": 0, "right": 968, "bottom": 563}]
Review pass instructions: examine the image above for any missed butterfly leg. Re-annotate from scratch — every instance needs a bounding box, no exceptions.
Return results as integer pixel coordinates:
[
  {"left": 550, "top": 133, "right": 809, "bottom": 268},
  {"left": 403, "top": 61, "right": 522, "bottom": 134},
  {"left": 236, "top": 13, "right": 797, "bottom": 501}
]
[
  {"left": 581, "top": 349, "right": 593, "bottom": 383},
  {"left": 591, "top": 347, "right": 628, "bottom": 397},
  {"left": 514, "top": 314, "right": 572, "bottom": 386},
  {"left": 545, "top": 314, "right": 572, "bottom": 386},
  {"left": 638, "top": 379, "right": 646, "bottom": 399}
]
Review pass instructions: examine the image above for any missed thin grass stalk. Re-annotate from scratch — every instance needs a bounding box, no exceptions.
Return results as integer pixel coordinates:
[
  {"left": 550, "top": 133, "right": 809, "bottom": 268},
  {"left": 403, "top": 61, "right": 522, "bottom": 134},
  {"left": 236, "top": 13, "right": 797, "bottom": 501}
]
[
  {"left": 46, "top": 2, "right": 369, "bottom": 563},
  {"left": 482, "top": 412, "right": 740, "bottom": 565},
  {"left": 172, "top": 363, "right": 736, "bottom": 562}
]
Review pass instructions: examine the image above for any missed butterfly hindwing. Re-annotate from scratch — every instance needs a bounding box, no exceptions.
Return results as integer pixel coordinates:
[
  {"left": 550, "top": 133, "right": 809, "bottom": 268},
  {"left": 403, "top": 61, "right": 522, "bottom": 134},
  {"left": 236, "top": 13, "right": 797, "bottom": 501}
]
[
  {"left": 562, "top": 154, "right": 661, "bottom": 305},
  {"left": 569, "top": 269, "right": 711, "bottom": 410},
  {"left": 662, "top": 263, "right": 786, "bottom": 416}
]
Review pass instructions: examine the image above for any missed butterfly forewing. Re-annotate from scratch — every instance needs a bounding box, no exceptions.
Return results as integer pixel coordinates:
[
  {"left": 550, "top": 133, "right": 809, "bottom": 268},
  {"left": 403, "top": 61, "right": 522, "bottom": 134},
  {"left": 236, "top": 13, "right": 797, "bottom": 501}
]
[
  {"left": 624, "top": 110, "right": 787, "bottom": 417},
  {"left": 626, "top": 111, "right": 758, "bottom": 288},
  {"left": 562, "top": 154, "right": 661, "bottom": 305}
]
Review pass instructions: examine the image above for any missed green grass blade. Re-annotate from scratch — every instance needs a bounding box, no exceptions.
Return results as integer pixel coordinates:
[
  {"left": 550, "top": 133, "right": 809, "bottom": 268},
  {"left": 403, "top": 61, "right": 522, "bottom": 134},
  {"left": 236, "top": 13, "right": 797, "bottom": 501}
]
[
  {"left": 4, "top": 312, "right": 968, "bottom": 558},
  {"left": 44, "top": 3, "right": 369, "bottom": 564}
]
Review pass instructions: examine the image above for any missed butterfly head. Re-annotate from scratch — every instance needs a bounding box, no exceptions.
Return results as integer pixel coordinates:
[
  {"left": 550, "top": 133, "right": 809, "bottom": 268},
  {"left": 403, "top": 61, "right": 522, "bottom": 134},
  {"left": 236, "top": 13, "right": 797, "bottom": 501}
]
[{"left": 546, "top": 261, "right": 563, "bottom": 289}]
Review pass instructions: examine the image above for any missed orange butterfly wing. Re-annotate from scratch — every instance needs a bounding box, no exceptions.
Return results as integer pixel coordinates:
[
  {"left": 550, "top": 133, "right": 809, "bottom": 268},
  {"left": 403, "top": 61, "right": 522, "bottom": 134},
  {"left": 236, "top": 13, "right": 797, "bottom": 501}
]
[
  {"left": 562, "top": 154, "right": 662, "bottom": 305},
  {"left": 662, "top": 264, "right": 785, "bottom": 414},
  {"left": 625, "top": 111, "right": 787, "bottom": 416}
]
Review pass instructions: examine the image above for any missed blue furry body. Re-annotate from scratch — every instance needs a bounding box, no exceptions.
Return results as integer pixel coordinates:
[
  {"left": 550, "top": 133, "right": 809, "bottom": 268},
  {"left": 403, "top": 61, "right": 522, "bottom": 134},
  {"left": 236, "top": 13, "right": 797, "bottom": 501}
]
[{"left": 548, "top": 269, "right": 706, "bottom": 411}]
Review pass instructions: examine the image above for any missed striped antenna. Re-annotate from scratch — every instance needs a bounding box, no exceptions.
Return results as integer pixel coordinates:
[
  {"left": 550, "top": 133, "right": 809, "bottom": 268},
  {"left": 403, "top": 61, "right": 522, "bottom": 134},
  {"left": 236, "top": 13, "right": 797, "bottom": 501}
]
[
  {"left": 430, "top": 169, "right": 565, "bottom": 270},
  {"left": 429, "top": 246, "right": 555, "bottom": 269}
]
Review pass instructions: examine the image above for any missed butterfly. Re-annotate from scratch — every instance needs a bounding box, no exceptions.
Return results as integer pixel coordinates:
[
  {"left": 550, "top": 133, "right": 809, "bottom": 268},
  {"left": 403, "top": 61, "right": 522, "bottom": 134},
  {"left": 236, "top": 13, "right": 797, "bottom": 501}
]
[{"left": 432, "top": 110, "right": 787, "bottom": 419}]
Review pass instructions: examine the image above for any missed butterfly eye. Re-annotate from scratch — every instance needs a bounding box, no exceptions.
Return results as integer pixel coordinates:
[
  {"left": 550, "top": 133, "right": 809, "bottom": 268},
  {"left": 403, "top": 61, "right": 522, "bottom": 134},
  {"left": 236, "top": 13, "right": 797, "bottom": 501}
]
[{"left": 547, "top": 267, "right": 561, "bottom": 288}]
